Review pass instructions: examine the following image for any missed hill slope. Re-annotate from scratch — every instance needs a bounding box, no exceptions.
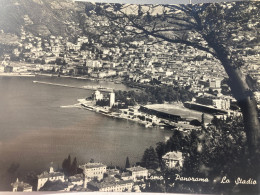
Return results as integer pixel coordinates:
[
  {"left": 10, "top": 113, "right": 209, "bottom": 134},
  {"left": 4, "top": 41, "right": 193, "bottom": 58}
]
[{"left": 0, "top": 0, "right": 85, "bottom": 37}]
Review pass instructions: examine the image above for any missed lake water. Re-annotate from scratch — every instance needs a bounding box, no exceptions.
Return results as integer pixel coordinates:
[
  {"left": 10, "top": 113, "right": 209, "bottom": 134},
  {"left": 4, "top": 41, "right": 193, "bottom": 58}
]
[{"left": 0, "top": 76, "right": 172, "bottom": 177}]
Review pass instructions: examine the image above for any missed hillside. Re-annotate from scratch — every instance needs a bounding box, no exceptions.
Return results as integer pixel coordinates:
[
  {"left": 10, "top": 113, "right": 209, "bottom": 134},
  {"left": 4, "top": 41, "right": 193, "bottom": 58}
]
[{"left": 0, "top": 0, "right": 85, "bottom": 37}]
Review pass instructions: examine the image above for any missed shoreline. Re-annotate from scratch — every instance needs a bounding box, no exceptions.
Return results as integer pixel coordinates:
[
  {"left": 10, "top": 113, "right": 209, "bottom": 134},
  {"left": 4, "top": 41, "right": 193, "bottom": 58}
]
[
  {"left": 0, "top": 72, "right": 35, "bottom": 77},
  {"left": 76, "top": 99, "right": 201, "bottom": 131},
  {"left": 77, "top": 99, "right": 160, "bottom": 129},
  {"left": 0, "top": 71, "right": 101, "bottom": 81}
]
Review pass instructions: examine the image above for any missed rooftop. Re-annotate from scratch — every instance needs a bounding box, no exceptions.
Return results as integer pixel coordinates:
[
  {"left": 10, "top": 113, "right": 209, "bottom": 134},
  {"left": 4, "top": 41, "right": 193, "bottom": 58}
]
[
  {"left": 11, "top": 178, "right": 32, "bottom": 190},
  {"left": 80, "top": 162, "right": 106, "bottom": 169},
  {"left": 127, "top": 166, "right": 147, "bottom": 173},
  {"left": 39, "top": 180, "right": 72, "bottom": 191},
  {"left": 120, "top": 172, "right": 132, "bottom": 177},
  {"left": 37, "top": 171, "right": 64, "bottom": 179},
  {"left": 88, "top": 179, "right": 133, "bottom": 189},
  {"left": 69, "top": 174, "right": 84, "bottom": 182},
  {"left": 106, "top": 168, "right": 120, "bottom": 175},
  {"left": 162, "top": 151, "right": 183, "bottom": 160}
]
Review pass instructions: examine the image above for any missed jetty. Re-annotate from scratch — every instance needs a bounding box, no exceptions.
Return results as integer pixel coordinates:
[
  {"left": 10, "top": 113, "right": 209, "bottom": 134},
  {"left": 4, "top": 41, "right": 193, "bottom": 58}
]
[{"left": 33, "top": 81, "right": 114, "bottom": 92}]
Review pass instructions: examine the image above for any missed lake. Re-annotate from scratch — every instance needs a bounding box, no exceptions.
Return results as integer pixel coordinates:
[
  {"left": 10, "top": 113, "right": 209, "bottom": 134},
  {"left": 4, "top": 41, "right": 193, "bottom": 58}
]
[{"left": 0, "top": 76, "right": 172, "bottom": 178}]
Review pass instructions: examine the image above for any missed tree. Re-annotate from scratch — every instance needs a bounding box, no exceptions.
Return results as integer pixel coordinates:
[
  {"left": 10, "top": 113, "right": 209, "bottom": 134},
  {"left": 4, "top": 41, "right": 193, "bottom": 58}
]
[
  {"left": 0, "top": 163, "right": 20, "bottom": 190},
  {"left": 180, "top": 117, "right": 259, "bottom": 194},
  {"left": 70, "top": 157, "right": 78, "bottom": 176},
  {"left": 155, "top": 142, "right": 166, "bottom": 162},
  {"left": 144, "top": 116, "right": 259, "bottom": 194},
  {"left": 85, "top": 1, "right": 260, "bottom": 154},
  {"left": 62, "top": 155, "right": 71, "bottom": 176},
  {"left": 125, "top": 156, "right": 130, "bottom": 169},
  {"left": 25, "top": 172, "right": 38, "bottom": 191},
  {"left": 142, "top": 146, "right": 159, "bottom": 169},
  {"left": 165, "top": 130, "right": 185, "bottom": 152},
  {"left": 201, "top": 113, "right": 205, "bottom": 127}
]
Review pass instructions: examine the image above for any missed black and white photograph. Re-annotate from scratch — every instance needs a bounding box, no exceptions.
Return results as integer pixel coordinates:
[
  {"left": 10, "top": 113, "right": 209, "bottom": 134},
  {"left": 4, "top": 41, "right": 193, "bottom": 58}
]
[{"left": 0, "top": 0, "right": 259, "bottom": 194}]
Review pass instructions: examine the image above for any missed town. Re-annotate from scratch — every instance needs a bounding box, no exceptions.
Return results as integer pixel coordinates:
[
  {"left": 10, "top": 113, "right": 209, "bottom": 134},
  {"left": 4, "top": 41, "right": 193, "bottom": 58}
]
[
  {"left": 1, "top": 23, "right": 260, "bottom": 120},
  {"left": 0, "top": 0, "right": 259, "bottom": 194}
]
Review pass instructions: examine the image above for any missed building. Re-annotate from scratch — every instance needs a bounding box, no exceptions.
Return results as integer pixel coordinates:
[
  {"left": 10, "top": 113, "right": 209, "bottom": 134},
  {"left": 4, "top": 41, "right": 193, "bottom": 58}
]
[
  {"left": 37, "top": 166, "right": 65, "bottom": 191},
  {"left": 209, "top": 78, "right": 222, "bottom": 89},
  {"left": 254, "top": 92, "right": 260, "bottom": 104},
  {"left": 11, "top": 178, "right": 32, "bottom": 192},
  {"left": 117, "top": 172, "right": 132, "bottom": 181},
  {"left": 196, "top": 96, "right": 230, "bottom": 110},
  {"left": 105, "top": 168, "right": 120, "bottom": 178},
  {"left": 85, "top": 60, "right": 102, "bottom": 68},
  {"left": 79, "top": 162, "right": 107, "bottom": 183},
  {"left": 109, "top": 92, "right": 115, "bottom": 107},
  {"left": 126, "top": 166, "right": 148, "bottom": 181},
  {"left": 38, "top": 180, "right": 74, "bottom": 191},
  {"left": 212, "top": 98, "right": 230, "bottom": 110},
  {"left": 92, "top": 90, "right": 104, "bottom": 101},
  {"left": 68, "top": 174, "right": 84, "bottom": 186},
  {"left": 162, "top": 151, "right": 183, "bottom": 169},
  {"left": 87, "top": 179, "right": 134, "bottom": 192},
  {"left": 4, "top": 65, "right": 13, "bottom": 73}
]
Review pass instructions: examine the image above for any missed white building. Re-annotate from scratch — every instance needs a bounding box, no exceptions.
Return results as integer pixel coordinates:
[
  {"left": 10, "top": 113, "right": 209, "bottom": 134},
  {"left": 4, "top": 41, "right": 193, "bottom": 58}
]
[
  {"left": 66, "top": 42, "right": 80, "bottom": 51},
  {"left": 110, "top": 92, "right": 115, "bottom": 107},
  {"left": 254, "top": 92, "right": 260, "bottom": 103},
  {"left": 79, "top": 162, "right": 107, "bottom": 186},
  {"left": 68, "top": 174, "right": 84, "bottom": 186},
  {"left": 11, "top": 178, "right": 32, "bottom": 192},
  {"left": 93, "top": 90, "right": 103, "bottom": 101},
  {"left": 126, "top": 166, "right": 148, "bottom": 181},
  {"left": 162, "top": 151, "right": 183, "bottom": 169},
  {"left": 88, "top": 179, "right": 133, "bottom": 192},
  {"left": 209, "top": 78, "right": 222, "bottom": 89},
  {"left": 213, "top": 98, "right": 230, "bottom": 110},
  {"left": 37, "top": 166, "right": 65, "bottom": 191},
  {"left": 86, "top": 60, "right": 102, "bottom": 68}
]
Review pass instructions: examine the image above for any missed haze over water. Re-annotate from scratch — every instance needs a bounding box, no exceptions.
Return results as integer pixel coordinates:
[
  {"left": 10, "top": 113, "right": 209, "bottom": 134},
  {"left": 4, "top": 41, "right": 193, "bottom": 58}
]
[{"left": 0, "top": 76, "right": 172, "bottom": 176}]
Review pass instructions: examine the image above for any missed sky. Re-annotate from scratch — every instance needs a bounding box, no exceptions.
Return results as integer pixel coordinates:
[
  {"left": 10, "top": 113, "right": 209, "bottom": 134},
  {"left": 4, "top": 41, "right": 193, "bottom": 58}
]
[{"left": 75, "top": 0, "right": 247, "bottom": 5}]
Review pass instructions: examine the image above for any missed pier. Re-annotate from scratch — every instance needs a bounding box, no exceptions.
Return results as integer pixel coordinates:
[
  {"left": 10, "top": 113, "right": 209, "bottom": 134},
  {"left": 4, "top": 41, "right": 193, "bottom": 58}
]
[{"left": 33, "top": 81, "right": 114, "bottom": 93}]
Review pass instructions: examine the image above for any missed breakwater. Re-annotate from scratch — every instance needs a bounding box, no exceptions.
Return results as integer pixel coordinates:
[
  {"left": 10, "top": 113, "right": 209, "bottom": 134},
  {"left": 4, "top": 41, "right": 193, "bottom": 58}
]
[{"left": 33, "top": 80, "right": 113, "bottom": 92}]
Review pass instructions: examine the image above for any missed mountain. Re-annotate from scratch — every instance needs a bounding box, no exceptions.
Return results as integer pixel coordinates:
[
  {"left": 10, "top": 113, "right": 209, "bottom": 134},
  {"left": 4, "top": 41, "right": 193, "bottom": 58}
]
[{"left": 0, "top": 0, "right": 86, "bottom": 37}]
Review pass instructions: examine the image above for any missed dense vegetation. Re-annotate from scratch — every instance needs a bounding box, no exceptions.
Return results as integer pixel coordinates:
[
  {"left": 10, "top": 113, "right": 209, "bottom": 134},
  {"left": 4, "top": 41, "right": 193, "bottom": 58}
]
[
  {"left": 141, "top": 116, "right": 259, "bottom": 194},
  {"left": 96, "top": 99, "right": 110, "bottom": 107},
  {"left": 114, "top": 85, "right": 194, "bottom": 108}
]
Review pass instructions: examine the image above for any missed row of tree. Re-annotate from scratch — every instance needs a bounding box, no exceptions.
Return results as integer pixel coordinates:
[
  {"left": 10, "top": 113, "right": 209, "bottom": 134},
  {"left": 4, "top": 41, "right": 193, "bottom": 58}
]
[{"left": 61, "top": 155, "right": 78, "bottom": 177}]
